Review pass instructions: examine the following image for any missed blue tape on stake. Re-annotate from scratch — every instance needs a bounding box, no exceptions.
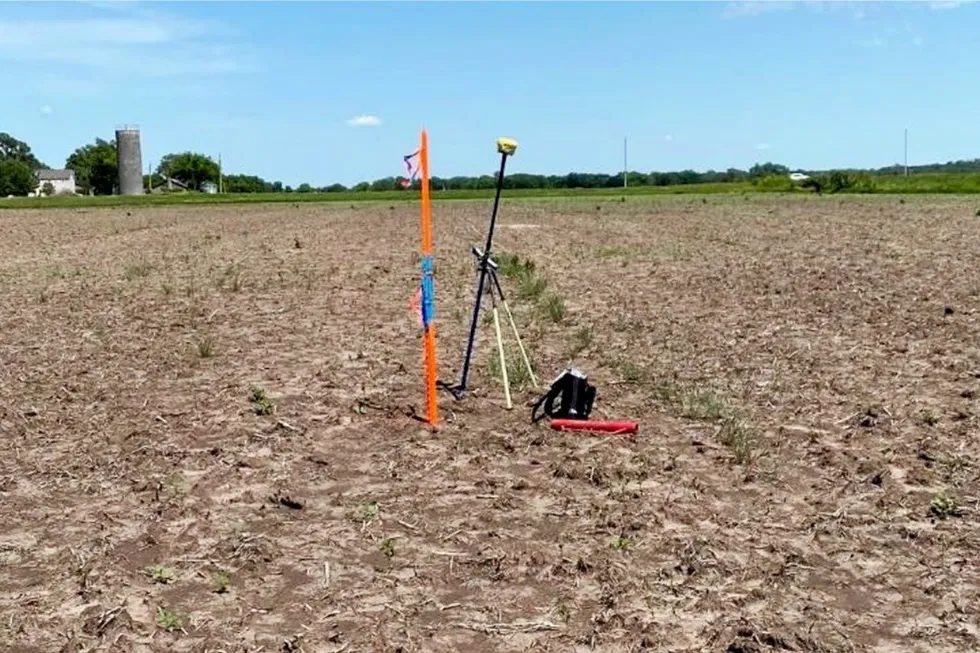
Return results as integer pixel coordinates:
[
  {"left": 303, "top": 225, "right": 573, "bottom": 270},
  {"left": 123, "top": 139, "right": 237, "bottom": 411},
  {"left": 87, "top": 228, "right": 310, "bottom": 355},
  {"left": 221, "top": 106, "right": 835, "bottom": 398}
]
[{"left": 420, "top": 255, "right": 435, "bottom": 327}]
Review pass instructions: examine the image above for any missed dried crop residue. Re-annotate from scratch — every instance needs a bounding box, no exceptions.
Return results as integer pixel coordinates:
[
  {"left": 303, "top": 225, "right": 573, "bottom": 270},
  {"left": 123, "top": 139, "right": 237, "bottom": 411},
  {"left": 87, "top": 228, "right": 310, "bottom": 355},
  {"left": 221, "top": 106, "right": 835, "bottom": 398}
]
[{"left": 0, "top": 195, "right": 978, "bottom": 652}]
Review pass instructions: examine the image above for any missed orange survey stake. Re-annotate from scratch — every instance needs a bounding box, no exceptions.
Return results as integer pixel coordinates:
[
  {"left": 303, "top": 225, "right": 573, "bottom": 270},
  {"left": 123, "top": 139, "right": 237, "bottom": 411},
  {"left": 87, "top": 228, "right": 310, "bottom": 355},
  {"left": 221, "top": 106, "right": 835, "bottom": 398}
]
[{"left": 417, "top": 128, "right": 438, "bottom": 426}]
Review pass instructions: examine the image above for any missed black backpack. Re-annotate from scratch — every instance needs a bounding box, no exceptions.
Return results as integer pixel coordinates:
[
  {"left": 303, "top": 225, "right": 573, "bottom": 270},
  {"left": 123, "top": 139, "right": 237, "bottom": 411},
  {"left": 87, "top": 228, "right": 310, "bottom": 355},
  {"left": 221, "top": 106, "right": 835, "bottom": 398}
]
[{"left": 531, "top": 368, "right": 596, "bottom": 423}]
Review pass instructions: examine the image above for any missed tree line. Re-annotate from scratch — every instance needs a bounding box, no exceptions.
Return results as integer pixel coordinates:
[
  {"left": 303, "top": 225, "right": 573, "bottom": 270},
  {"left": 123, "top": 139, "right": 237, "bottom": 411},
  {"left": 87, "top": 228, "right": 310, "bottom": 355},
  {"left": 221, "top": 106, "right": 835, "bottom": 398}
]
[
  {"left": 0, "top": 132, "right": 289, "bottom": 196},
  {"left": 3, "top": 130, "right": 980, "bottom": 197}
]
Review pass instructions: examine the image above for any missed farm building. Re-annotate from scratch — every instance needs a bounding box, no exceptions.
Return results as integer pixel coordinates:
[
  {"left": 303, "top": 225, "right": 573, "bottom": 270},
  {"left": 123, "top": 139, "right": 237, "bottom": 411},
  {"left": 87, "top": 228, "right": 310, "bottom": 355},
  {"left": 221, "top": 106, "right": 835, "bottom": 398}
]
[
  {"left": 149, "top": 176, "right": 189, "bottom": 193},
  {"left": 35, "top": 169, "right": 77, "bottom": 196}
]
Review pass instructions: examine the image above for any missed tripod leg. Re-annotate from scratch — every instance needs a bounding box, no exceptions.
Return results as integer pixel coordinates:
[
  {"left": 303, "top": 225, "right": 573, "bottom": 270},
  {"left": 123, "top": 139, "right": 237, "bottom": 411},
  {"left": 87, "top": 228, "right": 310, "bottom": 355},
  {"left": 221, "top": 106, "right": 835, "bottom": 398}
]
[
  {"left": 455, "top": 264, "right": 488, "bottom": 393},
  {"left": 492, "top": 304, "right": 512, "bottom": 409},
  {"left": 489, "top": 269, "right": 538, "bottom": 389},
  {"left": 501, "top": 298, "right": 538, "bottom": 389}
]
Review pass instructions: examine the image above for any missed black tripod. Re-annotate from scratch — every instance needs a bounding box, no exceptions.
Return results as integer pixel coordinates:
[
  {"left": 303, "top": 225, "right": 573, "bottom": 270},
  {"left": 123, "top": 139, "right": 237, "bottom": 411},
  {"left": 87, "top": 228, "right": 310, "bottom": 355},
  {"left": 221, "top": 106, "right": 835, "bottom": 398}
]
[
  {"left": 470, "top": 247, "right": 538, "bottom": 406},
  {"left": 441, "top": 138, "right": 535, "bottom": 400}
]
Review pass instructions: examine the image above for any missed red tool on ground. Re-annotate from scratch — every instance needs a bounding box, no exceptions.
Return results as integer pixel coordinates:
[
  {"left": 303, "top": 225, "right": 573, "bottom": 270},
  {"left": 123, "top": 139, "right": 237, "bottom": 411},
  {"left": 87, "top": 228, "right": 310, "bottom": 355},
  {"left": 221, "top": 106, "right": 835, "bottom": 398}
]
[
  {"left": 549, "top": 418, "right": 638, "bottom": 435},
  {"left": 531, "top": 369, "right": 638, "bottom": 435}
]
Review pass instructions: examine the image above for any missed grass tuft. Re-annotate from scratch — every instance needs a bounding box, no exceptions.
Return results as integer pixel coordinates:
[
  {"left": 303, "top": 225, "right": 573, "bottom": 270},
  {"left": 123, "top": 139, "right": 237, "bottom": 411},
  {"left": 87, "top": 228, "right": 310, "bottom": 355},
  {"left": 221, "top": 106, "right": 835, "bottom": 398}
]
[
  {"left": 123, "top": 260, "right": 152, "bottom": 281},
  {"left": 543, "top": 293, "right": 566, "bottom": 323},
  {"left": 611, "top": 535, "right": 635, "bottom": 551},
  {"left": 567, "top": 325, "right": 593, "bottom": 359},
  {"left": 518, "top": 274, "right": 547, "bottom": 300},
  {"left": 47, "top": 266, "right": 83, "bottom": 279},
  {"left": 147, "top": 565, "right": 174, "bottom": 584},
  {"left": 379, "top": 537, "right": 396, "bottom": 558},
  {"left": 496, "top": 252, "right": 534, "bottom": 279},
  {"left": 680, "top": 389, "right": 727, "bottom": 421},
  {"left": 929, "top": 492, "right": 961, "bottom": 519},
  {"left": 249, "top": 386, "right": 276, "bottom": 416},
  {"left": 720, "top": 417, "right": 753, "bottom": 464},
  {"left": 213, "top": 570, "right": 231, "bottom": 593},
  {"left": 488, "top": 344, "right": 534, "bottom": 390},
  {"left": 496, "top": 252, "right": 548, "bottom": 300},
  {"left": 196, "top": 336, "right": 216, "bottom": 358},
  {"left": 351, "top": 501, "right": 380, "bottom": 523},
  {"left": 618, "top": 360, "right": 648, "bottom": 384},
  {"left": 156, "top": 607, "right": 184, "bottom": 632},
  {"left": 651, "top": 382, "right": 681, "bottom": 403},
  {"left": 220, "top": 262, "right": 244, "bottom": 292},
  {"left": 650, "top": 244, "right": 691, "bottom": 261},
  {"left": 596, "top": 245, "right": 633, "bottom": 260}
]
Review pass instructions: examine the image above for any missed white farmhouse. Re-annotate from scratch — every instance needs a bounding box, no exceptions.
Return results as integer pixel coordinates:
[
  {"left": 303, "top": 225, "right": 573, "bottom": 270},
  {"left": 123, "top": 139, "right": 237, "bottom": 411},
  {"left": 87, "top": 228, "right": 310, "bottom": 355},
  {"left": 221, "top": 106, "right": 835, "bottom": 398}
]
[
  {"left": 789, "top": 172, "right": 810, "bottom": 182},
  {"left": 36, "top": 169, "right": 77, "bottom": 196}
]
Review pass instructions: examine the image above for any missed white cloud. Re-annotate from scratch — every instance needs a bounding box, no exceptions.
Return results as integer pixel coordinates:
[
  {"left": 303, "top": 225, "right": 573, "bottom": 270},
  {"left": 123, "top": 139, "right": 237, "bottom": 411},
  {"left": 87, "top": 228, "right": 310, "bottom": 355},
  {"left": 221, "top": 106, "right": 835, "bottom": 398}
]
[
  {"left": 723, "top": 1, "right": 794, "bottom": 18},
  {"left": 0, "top": 18, "right": 193, "bottom": 47},
  {"left": 181, "top": 114, "right": 259, "bottom": 131},
  {"left": 40, "top": 105, "right": 52, "bottom": 116},
  {"left": 755, "top": 143, "right": 771, "bottom": 151},
  {"left": 726, "top": 1, "right": 897, "bottom": 20},
  {"left": 35, "top": 76, "right": 102, "bottom": 96},
  {"left": 929, "top": 0, "right": 976, "bottom": 9},
  {"left": 861, "top": 35, "right": 886, "bottom": 47},
  {"left": 664, "top": 134, "right": 673, "bottom": 142},
  {"left": 78, "top": 1, "right": 148, "bottom": 12},
  {"left": 0, "top": 6, "right": 253, "bottom": 80},
  {"left": 347, "top": 115, "right": 382, "bottom": 128}
]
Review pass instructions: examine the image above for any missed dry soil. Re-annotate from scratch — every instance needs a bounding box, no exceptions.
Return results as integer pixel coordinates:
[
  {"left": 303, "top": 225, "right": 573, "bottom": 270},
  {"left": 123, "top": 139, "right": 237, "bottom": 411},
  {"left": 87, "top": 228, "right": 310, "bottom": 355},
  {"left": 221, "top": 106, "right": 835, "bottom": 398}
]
[{"left": 1, "top": 195, "right": 978, "bottom": 652}]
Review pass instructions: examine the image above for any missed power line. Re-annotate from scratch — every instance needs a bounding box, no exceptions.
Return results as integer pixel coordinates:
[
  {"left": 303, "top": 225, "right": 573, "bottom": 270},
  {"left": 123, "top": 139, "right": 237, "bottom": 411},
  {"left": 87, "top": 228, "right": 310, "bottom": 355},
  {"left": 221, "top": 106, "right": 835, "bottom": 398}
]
[
  {"left": 623, "top": 137, "right": 628, "bottom": 188},
  {"left": 904, "top": 128, "right": 908, "bottom": 177}
]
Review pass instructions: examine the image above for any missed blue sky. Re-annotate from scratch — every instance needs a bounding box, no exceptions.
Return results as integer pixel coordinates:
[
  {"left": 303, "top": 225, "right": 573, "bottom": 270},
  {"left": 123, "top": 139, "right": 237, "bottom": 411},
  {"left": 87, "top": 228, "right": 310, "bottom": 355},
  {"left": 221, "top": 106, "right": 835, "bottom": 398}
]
[{"left": 2, "top": 0, "right": 979, "bottom": 187}]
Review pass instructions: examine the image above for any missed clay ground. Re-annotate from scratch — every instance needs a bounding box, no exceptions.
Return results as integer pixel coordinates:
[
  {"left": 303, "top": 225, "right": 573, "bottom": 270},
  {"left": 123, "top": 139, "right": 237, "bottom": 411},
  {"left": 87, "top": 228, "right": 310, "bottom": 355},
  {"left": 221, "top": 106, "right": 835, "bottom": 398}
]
[{"left": 1, "top": 195, "right": 978, "bottom": 653}]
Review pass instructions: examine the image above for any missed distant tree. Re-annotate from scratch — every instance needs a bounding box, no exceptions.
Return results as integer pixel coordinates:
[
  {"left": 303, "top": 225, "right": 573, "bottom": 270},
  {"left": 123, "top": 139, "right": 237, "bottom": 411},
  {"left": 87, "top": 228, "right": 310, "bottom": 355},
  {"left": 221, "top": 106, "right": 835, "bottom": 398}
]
[
  {"left": 447, "top": 176, "right": 476, "bottom": 190},
  {"left": 748, "top": 162, "right": 790, "bottom": 179},
  {"left": 0, "top": 159, "right": 36, "bottom": 196},
  {"left": 505, "top": 173, "right": 545, "bottom": 190},
  {"left": 723, "top": 168, "right": 749, "bottom": 183},
  {"left": 223, "top": 174, "right": 270, "bottom": 193},
  {"left": 296, "top": 183, "right": 313, "bottom": 193},
  {"left": 752, "top": 174, "right": 794, "bottom": 192},
  {"left": 800, "top": 176, "right": 823, "bottom": 193},
  {"left": 647, "top": 171, "right": 676, "bottom": 186},
  {"left": 41, "top": 181, "right": 55, "bottom": 197},
  {"left": 352, "top": 181, "right": 370, "bottom": 192},
  {"left": 67, "top": 138, "right": 117, "bottom": 195},
  {"left": 370, "top": 177, "right": 398, "bottom": 191},
  {"left": 474, "top": 175, "right": 496, "bottom": 189},
  {"left": 324, "top": 183, "right": 347, "bottom": 193},
  {"left": 810, "top": 171, "right": 875, "bottom": 194},
  {"left": 676, "top": 170, "right": 701, "bottom": 185},
  {"left": 157, "top": 152, "right": 219, "bottom": 190},
  {"left": 825, "top": 171, "right": 854, "bottom": 193},
  {"left": 0, "top": 133, "right": 44, "bottom": 170}
]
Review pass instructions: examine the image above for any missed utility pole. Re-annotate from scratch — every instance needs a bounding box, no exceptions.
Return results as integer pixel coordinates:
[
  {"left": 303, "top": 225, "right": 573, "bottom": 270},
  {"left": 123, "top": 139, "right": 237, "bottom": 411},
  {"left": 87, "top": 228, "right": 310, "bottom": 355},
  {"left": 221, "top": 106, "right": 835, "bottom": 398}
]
[
  {"left": 904, "top": 128, "right": 908, "bottom": 177},
  {"left": 623, "top": 137, "right": 628, "bottom": 188}
]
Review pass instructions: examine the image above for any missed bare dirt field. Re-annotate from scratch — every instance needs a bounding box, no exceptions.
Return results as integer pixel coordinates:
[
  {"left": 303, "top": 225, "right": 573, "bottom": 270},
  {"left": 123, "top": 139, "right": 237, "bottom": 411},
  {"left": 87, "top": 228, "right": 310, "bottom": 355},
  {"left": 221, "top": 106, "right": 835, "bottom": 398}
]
[{"left": 1, "top": 195, "right": 979, "bottom": 653}]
